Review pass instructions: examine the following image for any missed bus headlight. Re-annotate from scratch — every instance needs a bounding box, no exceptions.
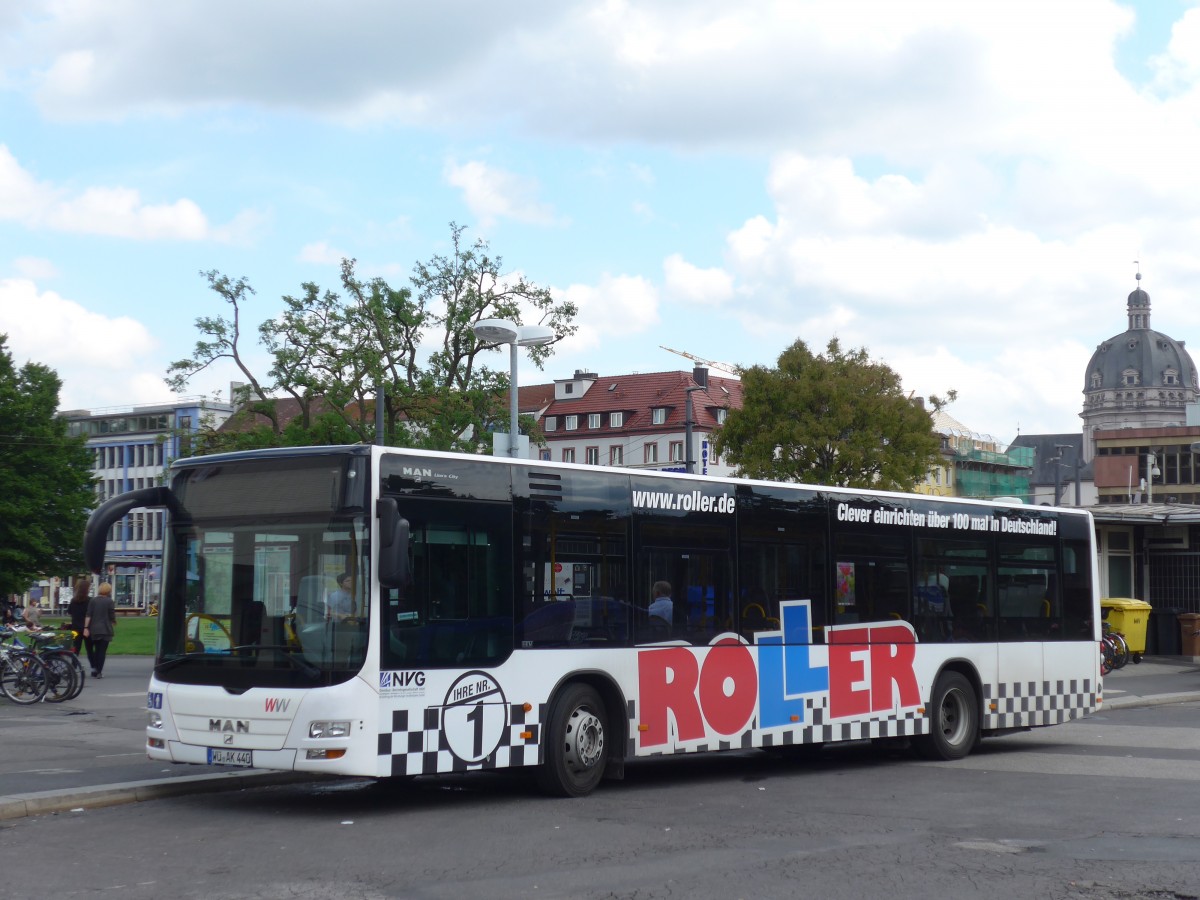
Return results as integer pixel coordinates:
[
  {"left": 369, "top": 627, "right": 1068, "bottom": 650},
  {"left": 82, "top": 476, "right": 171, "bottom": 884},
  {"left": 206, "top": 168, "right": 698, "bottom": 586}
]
[
  {"left": 309, "top": 720, "right": 351, "bottom": 739},
  {"left": 148, "top": 711, "right": 163, "bottom": 729}
]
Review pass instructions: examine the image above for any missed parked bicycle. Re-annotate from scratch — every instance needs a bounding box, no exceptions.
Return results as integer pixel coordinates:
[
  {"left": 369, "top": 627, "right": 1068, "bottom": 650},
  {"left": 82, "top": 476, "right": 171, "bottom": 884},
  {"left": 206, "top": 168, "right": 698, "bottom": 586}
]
[
  {"left": 1099, "top": 619, "right": 1130, "bottom": 676},
  {"left": 0, "top": 629, "right": 49, "bottom": 704},
  {"left": 1, "top": 627, "right": 85, "bottom": 702}
]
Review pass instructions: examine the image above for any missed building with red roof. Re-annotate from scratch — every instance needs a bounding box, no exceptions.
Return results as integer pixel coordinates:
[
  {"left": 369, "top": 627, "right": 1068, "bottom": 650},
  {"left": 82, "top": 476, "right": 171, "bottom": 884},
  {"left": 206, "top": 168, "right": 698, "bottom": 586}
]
[{"left": 530, "top": 366, "right": 742, "bottom": 476}]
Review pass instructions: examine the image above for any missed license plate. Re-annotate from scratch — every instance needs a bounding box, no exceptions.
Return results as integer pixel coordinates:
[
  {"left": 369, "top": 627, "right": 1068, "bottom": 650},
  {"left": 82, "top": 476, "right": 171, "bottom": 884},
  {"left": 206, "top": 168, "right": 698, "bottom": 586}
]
[{"left": 207, "top": 748, "right": 252, "bottom": 767}]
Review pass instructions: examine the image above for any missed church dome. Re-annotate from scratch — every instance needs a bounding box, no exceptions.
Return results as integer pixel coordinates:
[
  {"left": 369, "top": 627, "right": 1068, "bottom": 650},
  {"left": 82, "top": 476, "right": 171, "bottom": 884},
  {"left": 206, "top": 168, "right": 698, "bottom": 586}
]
[{"left": 1083, "top": 286, "right": 1198, "bottom": 394}]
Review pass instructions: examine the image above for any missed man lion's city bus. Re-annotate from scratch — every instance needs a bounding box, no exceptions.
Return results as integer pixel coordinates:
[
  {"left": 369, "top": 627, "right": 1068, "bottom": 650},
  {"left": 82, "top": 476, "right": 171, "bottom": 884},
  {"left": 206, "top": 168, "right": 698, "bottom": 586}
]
[{"left": 84, "top": 445, "right": 1101, "bottom": 796}]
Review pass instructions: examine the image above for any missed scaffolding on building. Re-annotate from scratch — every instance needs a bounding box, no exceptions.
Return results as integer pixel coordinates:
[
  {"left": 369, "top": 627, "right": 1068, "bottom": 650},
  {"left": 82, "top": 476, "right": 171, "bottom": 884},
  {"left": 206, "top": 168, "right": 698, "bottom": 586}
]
[{"left": 933, "top": 411, "right": 1034, "bottom": 500}]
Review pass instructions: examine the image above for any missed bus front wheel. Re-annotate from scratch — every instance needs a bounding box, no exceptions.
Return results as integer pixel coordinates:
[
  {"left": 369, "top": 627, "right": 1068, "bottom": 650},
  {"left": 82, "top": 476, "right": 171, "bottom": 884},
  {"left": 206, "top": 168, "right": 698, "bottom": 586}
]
[
  {"left": 917, "top": 671, "right": 978, "bottom": 761},
  {"left": 537, "top": 683, "right": 608, "bottom": 797}
]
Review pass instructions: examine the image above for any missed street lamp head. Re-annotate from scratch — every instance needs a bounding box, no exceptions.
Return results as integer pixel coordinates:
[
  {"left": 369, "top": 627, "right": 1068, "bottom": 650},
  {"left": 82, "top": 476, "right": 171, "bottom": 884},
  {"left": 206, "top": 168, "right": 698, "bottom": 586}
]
[
  {"left": 472, "top": 318, "right": 556, "bottom": 460},
  {"left": 473, "top": 318, "right": 520, "bottom": 344},
  {"left": 515, "top": 324, "right": 556, "bottom": 347},
  {"left": 473, "top": 319, "right": 555, "bottom": 348}
]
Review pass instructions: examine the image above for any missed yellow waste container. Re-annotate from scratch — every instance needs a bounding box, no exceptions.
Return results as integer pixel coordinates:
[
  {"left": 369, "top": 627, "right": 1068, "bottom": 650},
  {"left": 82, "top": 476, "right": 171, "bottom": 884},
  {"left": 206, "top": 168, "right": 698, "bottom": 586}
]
[{"left": 1100, "top": 597, "right": 1152, "bottom": 658}]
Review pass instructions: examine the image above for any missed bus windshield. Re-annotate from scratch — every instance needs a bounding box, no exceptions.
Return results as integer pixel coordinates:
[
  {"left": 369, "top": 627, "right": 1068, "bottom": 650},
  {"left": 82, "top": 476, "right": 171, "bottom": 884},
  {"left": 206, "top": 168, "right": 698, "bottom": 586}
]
[{"left": 155, "top": 452, "right": 370, "bottom": 688}]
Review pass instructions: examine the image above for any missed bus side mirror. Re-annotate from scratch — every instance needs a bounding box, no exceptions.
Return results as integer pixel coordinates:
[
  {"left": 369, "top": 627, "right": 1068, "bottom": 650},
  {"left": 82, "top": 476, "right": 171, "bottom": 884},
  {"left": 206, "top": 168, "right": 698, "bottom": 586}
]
[
  {"left": 84, "top": 486, "right": 178, "bottom": 572},
  {"left": 376, "top": 497, "right": 410, "bottom": 588}
]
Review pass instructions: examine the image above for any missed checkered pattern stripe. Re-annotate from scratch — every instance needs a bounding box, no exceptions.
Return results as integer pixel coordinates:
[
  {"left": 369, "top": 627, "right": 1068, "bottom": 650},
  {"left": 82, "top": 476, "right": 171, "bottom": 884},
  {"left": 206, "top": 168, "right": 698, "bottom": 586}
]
[
  {"left": 377, "top": 704, "right": 545, "bottom": 776},
  {"left": 625, "top": 695, "right": 927, "bottom": 757},
  {"left": 982, "top": 679, "right": 1097, "bottom": 729}
]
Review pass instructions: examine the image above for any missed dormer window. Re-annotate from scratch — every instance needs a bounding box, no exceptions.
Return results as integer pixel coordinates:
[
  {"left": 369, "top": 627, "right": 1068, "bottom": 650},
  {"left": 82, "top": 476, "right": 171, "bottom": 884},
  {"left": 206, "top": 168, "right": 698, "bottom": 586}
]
[
  {"left": 610, "top": 411, "right": 623, "bottom": 427},
  {"left": 565, "top": 415, "right": 578, "bottom": 431},
  {"left": 1164, "top": 369, "right": 1179, "bottom": 386},
  {"left": 1121, "top": 369, "right": 1140, "bottom": 387},
  {"left": 651, "top": 407, "right": 667, "bottom": 425},
  {"left": 588, "top": 413, "right": 601, "bottom": 429},
  {"left": 544, "top": 417, "right": 557, "bottom": 432},
  {"left": 1090, "top": 372, "right": 1102, "bottom": 389},
  {"left": 715, "top": 408, "right": 728, "bottom": 425}
]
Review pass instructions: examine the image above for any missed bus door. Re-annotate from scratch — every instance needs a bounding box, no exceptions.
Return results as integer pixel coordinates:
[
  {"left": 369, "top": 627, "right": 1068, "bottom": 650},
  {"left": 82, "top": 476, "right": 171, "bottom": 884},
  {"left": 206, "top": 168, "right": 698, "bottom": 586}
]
[
  {"left": 995, "top": 538, "right": 1061, "bottom": 690},
  {"left": 514, "top": 469, "right": 632, "bottom": 647},
  {"left": 734, "top": 483, "right": 829, "bottom": 643},
  {"left": 379, "top": 501, "right": 514, "bottom": 669}
]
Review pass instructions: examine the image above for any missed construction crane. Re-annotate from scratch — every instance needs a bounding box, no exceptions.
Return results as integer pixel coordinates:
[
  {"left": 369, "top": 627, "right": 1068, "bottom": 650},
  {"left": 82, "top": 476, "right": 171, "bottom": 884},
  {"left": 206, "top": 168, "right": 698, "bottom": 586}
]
[{"left": 660, "top": 345, "right": 741, "bottom": 376}]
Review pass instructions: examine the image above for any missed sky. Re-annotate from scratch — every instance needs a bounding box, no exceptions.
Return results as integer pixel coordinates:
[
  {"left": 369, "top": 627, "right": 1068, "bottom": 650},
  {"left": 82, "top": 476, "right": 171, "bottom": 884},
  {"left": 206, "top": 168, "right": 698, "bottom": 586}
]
[{"left": 4, "top": 0, "right": 1200, "bottom": 445}]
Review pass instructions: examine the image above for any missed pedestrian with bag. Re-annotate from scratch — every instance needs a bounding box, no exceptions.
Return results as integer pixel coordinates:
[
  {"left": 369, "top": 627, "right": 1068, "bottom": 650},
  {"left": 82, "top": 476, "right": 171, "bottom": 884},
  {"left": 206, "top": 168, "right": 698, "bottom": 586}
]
[
  {"left": 83, "top": 583, "right": 117, "bottom": 678},
  {"left": 68, "top": 577, "right": 91, "bottom": 654}
]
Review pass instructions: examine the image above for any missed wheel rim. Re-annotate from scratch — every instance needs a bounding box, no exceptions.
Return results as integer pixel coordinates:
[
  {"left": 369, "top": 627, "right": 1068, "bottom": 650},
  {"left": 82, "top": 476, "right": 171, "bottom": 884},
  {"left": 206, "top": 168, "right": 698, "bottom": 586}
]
[
  {"left": 563, "top": 706, "right": 605, "bottom": 774},
  {"left": 938, "top": 686, "right": 970, "bottom": 746}
]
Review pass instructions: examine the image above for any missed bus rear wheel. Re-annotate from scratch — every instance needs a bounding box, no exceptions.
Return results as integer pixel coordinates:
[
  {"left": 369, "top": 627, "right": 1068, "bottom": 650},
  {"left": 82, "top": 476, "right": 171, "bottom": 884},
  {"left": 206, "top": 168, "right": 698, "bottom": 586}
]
[
  {"left": 917, "top": 671, "right": 978, "bottom": 761},
  {"left": 537, "top": 683, "right": 608, "bottom": 797}
]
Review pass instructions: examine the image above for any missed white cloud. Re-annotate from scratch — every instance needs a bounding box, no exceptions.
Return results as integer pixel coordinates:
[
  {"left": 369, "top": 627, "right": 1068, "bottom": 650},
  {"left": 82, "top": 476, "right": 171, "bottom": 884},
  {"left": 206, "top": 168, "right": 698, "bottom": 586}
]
[
  {"left": 889, "top": 341, "right": 1093, "bottom": 443},
  {"left": 628, "top": 162, "right": 654, "bottom": 185},
  {"left": 662, "top": 253, "right": 734, "bottom": 306},
  {"left": 712, "top": 146, "right": 1200, "bottom": 439},
  {"left": 444, "top": 159, "right": 559, "bottom": 229},
  {"left": 298, "top": 241, "right": 348, "bottom": 265},
  {"left": 0, "top": 0, "right": 1143, "bottom": 160},
  {"left": 1151, "top": 6, "right": 1200, "bottom": 93},
  {"left": 12, "top": 256, "right": 58, "bottom": 279},
  {"left": 16, "top": 0, "right": 566, "bottom": 121},
  {"left": 0, "top": 144, "right": 241, "bottom": 241},
  {"left": 552, "top": 274, "right": 660, "bottom": 362},
  {"left": 9, "top": 0, "right": 1200, "bottom": 445},
  {"left": 0, "top": 278, "right": 169, "bottom": 409}
]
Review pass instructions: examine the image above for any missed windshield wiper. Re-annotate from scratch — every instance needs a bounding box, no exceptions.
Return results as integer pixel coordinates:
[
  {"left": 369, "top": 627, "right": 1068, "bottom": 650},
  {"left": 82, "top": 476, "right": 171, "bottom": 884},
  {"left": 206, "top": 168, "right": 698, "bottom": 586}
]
[
  {"left": 155, "top": 651, "right": 214, "bottom": 674},
  {"left": 230, "top": 644, "right": 323, "bottom": 679},
  {"left": 156, "top": 645, "right": 323, "bottom": 681}
]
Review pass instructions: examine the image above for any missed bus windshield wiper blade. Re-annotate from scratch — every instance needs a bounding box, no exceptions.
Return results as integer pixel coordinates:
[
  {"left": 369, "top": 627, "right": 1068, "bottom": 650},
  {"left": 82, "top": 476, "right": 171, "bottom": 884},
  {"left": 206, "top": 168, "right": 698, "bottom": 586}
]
[
  {"left": 155, "top": 652, "right": 212, "bottom": 674},
  {"left": 230, "top": 644, "right": 324, "bottom": 678}
]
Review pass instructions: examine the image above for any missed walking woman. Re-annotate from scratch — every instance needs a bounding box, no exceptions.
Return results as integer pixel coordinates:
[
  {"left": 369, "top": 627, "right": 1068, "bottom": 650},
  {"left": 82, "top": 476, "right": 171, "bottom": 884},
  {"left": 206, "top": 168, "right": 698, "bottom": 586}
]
[
  {"left": 67, "top": 577, "right": 91, "bottom": 654},
  {"left": 83, "top": 583, "right": 117, "bottom": 678}
]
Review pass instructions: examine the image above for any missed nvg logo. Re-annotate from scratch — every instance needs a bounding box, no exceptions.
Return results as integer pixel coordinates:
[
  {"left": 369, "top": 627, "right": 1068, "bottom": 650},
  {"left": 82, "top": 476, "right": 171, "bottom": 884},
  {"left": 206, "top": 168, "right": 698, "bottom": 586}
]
[{"left": 380, "top": 671, "right": 426, "bottom": 689}]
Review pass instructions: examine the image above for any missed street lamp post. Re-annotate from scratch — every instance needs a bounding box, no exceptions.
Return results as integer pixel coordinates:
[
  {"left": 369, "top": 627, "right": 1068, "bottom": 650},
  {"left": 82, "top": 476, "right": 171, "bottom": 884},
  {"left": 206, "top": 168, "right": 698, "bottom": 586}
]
[
  {"left": 1052, "top": 443, "right": 1071, "bottom": 506},
  {"left": 472, "top": 319, "right": 556, "bottom": 458},
  {"left": 1051, "top": 452, "right": 1063, "bottom": 506},
  {"left": 684, "top": 385, "right": 702, "bottom": 475},
  {"left": 1146, "top": 450, "right": 1161, "bottom": 504}
]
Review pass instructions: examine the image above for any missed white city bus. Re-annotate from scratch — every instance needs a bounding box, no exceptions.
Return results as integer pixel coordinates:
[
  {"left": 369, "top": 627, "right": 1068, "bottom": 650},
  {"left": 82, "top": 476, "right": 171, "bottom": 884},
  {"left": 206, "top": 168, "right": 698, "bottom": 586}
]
[{"left": 84, "top": 445, "right": 1101, "bottom": 796}]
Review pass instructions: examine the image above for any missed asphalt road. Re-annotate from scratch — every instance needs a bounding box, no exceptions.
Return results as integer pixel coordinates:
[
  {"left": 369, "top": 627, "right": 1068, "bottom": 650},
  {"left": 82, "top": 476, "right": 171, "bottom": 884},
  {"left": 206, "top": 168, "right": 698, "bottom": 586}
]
[
  {"left": 0, "top": 686, "right": 1198, "bottom": 899},
  {"left": 1, "top": 654, "right": 1198, "bottom": 822}
]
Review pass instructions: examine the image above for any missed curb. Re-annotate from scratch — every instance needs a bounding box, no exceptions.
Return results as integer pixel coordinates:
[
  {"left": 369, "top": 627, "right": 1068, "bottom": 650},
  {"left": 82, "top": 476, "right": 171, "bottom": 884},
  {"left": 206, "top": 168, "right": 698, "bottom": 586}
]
[
  {"left": 0, "top": 770, "right": 320, "bottom": 822},
  {"left": 1102, "top": 690, "right": 1200, "bottom": 711}
]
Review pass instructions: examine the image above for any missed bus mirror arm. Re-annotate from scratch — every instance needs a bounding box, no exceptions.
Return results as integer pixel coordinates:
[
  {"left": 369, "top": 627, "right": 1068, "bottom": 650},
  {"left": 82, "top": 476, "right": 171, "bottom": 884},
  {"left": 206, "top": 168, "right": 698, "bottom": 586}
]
[
  {"left": 376, "top": 497, "right": 411, "bottom": 588},
  {"left": 84, "top": 486, "right": 181, "bottom": 572}
]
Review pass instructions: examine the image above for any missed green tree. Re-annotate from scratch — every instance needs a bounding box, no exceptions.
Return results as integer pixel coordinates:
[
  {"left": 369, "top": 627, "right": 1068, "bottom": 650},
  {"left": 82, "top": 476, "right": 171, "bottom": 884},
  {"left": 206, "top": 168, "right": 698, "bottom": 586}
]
[
  {"left": 167, "top": 223, "right": 577, "bottom": 453},
  {"left": 712, "top": 337, "right": 943, "bottom": 490},
  {"left": 0, "top": 335, "right": 95, "bottom": 595}
]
